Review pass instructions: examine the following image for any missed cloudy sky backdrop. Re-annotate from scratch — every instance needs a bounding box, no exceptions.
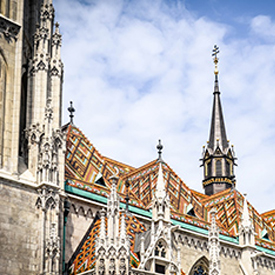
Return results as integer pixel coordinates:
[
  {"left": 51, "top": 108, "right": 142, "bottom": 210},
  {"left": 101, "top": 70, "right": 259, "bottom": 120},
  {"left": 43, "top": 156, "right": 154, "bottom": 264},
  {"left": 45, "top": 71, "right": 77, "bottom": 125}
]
[{"left": 54, "top": 0, "right": 275, "bottom": 213}]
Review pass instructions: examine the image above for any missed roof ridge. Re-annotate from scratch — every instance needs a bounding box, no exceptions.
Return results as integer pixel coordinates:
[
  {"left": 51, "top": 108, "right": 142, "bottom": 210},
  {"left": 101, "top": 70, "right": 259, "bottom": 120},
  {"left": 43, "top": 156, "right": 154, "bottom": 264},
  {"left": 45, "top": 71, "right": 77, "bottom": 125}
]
[
  {"left": 67, "top": 124, "right": 107, "bottom": 163},
  {"left": 103, "top": 155, "right": 135, "bottom": 170}
]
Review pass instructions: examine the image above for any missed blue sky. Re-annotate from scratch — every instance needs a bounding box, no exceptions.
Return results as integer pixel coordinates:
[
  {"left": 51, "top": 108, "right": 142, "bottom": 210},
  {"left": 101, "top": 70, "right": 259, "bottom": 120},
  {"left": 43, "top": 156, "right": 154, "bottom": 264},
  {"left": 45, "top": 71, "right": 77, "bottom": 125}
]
[{"left": 54, "top": 0, "right": 275, "bottom": 213}]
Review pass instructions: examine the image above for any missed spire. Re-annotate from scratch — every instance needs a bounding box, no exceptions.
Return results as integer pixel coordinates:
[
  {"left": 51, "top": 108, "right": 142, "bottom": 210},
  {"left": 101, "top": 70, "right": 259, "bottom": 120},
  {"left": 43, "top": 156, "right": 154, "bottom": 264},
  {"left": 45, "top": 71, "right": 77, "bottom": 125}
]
[
  {"left": 107, "top": 174, "right": 120, "bottom": 245},
  {"left": 201, "top": 46, "right": 237, "bottom": 196},
  {"left": 209, "top": 208, "right": 220, "bottom": 275},
  {"left": 155, "top": 139, "right": 166, "bottom": 199},
  {"left": 239, "top": 194, "right": 255, "bottom": 247},
  {"left": 241, "top": 194, "right": 252, "bottom": 228},
  {"left": 208, "top": 45, "right": 228, "bottom": 151},
  {"left": 155, "top": 162, "right": 166, "bottom": 200}
]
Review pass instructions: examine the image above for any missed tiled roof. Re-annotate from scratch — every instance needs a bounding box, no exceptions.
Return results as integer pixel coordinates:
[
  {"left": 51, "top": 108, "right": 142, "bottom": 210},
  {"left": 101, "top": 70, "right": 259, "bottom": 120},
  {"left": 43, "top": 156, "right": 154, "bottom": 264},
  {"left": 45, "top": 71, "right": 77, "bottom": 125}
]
[
  {"left": 68, "top": 214, "right": 146, "bottom": 275},
  {"left": 65, "top": 125, "right": 207, "bottom": 219},
  {"left": 65, "top": 125, "right": 275, "bottom": 258},
  {"left": 202, "top": 189, "right": 275, "bottom": 242}
]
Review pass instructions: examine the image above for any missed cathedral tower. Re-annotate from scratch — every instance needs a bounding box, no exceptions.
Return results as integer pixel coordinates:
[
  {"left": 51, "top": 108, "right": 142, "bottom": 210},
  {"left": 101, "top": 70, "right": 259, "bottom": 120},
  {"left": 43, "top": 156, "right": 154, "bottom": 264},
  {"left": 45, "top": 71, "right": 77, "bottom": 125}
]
[
  {"left": 201, "top": 46, "right": 237, "bottom": 196},
  {"left": 0, "top": 1, "right": 65, "bottom": 274}
]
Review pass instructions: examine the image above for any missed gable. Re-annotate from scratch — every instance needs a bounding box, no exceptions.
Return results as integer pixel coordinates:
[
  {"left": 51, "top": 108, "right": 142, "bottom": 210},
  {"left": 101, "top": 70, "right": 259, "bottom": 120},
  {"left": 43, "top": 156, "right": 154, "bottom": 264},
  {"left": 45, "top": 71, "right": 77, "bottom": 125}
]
[
  {"left": 118, "top": 160, "right": 206, "bottom": 220},
  {"left": 68, "top": 214, "right": 146, "bottom": 275},
  {"left": 65, "top": 125, "right": 117, "bottom": 188}
]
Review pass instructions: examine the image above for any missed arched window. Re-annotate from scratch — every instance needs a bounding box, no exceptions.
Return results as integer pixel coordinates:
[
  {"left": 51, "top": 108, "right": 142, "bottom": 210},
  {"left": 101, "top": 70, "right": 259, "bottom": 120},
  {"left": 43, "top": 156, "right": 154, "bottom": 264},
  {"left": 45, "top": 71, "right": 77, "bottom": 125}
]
[
  {"left": 226, "top": 161, "right": 230, "bottom": 175},
  {"left": 189, "top": 256, "right": 209, "bottom": 275},
  {"left": 216, "top": 160, "right": 222, "bottom": 176},
  {"left": 193, "top": 266, "right": 207, "bottom": 275},
  {"left": 206, "top": 161, "right": 211, "bottom": 177},
  {"left": 154, "top": 241, "right": 166, "bottom": 258}
]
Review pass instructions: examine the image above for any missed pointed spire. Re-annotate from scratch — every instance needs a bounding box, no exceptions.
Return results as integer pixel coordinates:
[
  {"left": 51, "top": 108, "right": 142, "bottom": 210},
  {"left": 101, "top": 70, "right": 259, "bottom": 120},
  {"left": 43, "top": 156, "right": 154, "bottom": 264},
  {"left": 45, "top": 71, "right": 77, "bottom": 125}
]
[
  {"left": 208, "top": 45, "right": 228, "bottom": 151},
  {"left": 155, "top": 162, "right": 166, "bottom": 200},
  {"left": 209, "top": 208, "right": 220, "bottom": 275},
  {"left": 201, "top": 46, "right": 237, "bottom": 195},
  {"left": 241, "top": 194, "right": 252, "bottom": 228},
  {"left": 239, "top": 194, "right": 255, "bottom": 247}
]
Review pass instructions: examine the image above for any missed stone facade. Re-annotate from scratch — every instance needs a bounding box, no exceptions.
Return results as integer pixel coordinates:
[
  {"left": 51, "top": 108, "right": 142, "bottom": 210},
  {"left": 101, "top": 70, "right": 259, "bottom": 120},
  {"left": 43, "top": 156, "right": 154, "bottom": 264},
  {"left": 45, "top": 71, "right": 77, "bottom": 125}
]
[{"left": 0, "top": 180, "right": 41, "bottom": 275}]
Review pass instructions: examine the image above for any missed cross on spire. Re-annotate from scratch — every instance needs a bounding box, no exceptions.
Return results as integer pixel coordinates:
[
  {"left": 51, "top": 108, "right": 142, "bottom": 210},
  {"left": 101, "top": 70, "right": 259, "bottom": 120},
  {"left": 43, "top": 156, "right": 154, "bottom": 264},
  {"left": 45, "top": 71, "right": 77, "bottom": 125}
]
[
  {"left": 212, "top": 45, "right": 219, "bottom": 75},
  {"left": 67, "top": 101, "right": 75, "bottom": 124},
  {"left": 156, "top": 139, "right": 163, "bottom": 162},
  {"left": 212, "top": 45, "right": 219, "bottom": 59}
]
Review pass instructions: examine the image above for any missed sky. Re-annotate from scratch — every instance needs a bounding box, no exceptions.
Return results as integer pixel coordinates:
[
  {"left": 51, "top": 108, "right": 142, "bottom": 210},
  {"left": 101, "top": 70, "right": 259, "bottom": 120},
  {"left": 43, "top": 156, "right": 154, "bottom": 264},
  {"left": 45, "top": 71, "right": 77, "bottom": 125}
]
[{"left": 54, "top": 0, "right": 275, "bottom": 213}]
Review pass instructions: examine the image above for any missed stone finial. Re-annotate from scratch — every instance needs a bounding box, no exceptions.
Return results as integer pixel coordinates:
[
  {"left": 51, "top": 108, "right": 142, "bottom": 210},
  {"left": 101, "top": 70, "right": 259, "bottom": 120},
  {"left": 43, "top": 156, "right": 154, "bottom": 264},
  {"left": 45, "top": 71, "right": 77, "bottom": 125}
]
[
  {"left": 67, "top": 101, "right": 75, "bottom": 124},
  {"left": 239, "top": 193, "right": 255, "bottom": 247},
  {"left": 156, "top": 139, "right": 163, "bottom": 162}
]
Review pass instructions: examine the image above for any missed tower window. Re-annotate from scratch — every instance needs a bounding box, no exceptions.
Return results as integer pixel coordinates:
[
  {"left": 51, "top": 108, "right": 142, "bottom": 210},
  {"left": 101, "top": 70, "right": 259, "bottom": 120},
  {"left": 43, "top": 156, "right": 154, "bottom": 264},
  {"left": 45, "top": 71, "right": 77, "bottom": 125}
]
[
  {"left": 207, "top": 161, "right": 211, "bottom": 177},
  {"left": 226, "top": 161, "right": 230, "bottom": 175},
  {"left": 155, "top": 264, "right": 165, "bottom": 274},
  {"left": 216, "top": 160, "right": 222, "bottom": 176}
]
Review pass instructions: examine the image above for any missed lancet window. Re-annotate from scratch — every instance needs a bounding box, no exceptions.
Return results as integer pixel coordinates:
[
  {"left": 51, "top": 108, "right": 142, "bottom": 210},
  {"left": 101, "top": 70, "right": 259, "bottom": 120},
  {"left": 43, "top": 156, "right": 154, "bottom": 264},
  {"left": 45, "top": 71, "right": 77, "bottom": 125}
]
[
  {"left": 189, "top": 257, "right": 209, "bottom": 275},
  {"left": 216, "top": 160, "right": 222, "bottom": 176},
  {"left": 193, "top": 266, "right": 207, "bottom": 275},
  {"left": 154, "top": 241, "right": 166, "bottom": 258}
]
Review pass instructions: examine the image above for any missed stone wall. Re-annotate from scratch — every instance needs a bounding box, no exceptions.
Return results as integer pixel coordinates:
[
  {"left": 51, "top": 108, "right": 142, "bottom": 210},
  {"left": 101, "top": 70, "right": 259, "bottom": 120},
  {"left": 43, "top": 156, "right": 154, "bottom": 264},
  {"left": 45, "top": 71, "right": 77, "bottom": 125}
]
[
  {"left": 0, "top": 179, "right": 41, "bottom": 275},
  {"left": 65, "top": 196, "right": 102, "bottom": 261}
]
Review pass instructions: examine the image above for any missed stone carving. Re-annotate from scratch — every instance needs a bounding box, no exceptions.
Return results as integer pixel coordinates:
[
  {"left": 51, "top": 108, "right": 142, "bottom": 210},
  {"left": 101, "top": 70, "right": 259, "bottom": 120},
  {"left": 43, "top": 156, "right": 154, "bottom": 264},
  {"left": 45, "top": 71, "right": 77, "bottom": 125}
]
[
  {"left": 40, "top": 3, "right": 55, "bottom": 21},
  {"left": 0, "top": 15, "right": 21, "bottom": 42},
  {"left": 36, "top": 185, "right": 59, "bottom": 211},
  {"left": 45, "top": 223, "right": 60, "bottom": 275},
  {"left": 99, "top": 258, "right": 105, "bottom": 275},
  {"left": 109, "top": 258, "right": 116, "bottom": 275},
  {"left": 119, "top": 258, "right": 126, "bottom": 275}
]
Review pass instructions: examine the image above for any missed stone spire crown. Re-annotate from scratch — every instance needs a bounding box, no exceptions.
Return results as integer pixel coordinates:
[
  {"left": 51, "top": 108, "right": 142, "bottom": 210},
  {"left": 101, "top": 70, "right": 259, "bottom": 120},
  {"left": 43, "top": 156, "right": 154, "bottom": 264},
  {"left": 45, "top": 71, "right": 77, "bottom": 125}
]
[
  {"left": 201, "top": 46, "right": 237, "bottom": 196},
  {"left": 208, "top": 45, "right": 228, "bottom": 152}
]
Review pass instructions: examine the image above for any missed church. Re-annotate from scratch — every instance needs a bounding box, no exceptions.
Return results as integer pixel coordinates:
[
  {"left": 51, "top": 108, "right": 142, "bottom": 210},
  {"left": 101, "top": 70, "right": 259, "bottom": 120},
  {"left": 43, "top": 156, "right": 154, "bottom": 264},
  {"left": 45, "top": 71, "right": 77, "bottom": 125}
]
[{"left": 0, "top": 1, "right": 275, "bottom": 275}]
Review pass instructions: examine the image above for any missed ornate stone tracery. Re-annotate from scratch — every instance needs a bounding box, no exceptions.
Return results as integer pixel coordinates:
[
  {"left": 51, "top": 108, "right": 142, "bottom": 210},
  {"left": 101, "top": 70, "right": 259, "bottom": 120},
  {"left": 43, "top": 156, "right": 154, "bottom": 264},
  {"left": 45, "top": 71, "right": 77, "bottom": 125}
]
[{"left": 189, "top": 257, "right": 209, "bottom": 275}]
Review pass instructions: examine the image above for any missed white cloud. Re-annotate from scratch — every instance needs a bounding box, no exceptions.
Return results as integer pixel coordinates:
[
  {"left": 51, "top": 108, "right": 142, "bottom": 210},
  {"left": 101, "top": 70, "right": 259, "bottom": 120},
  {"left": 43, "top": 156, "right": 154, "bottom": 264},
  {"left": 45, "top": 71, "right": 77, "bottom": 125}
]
[
  {"left": 251, "top": 15, "right": 275, "bottom": 40},
  {"left": 55, "top": 0, "right": 275, "bottom": 213}
]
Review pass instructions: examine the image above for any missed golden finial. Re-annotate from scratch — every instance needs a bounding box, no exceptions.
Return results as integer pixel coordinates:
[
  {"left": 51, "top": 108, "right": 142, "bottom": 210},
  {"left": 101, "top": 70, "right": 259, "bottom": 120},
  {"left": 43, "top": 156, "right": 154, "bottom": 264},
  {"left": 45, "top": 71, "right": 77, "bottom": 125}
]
[{"left": 212, "top": 45, "right": 219, "bottom": 75}]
